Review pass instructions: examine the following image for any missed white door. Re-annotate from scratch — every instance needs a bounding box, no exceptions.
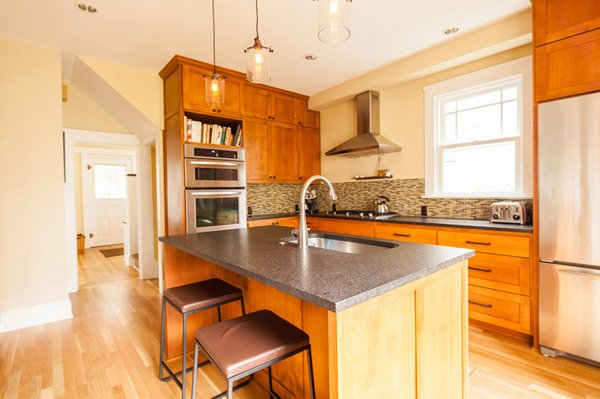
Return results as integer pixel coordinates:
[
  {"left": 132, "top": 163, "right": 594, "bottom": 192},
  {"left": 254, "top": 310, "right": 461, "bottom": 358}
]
[{"left": 83, "top": 155, "right": 132, "bottom": 247}]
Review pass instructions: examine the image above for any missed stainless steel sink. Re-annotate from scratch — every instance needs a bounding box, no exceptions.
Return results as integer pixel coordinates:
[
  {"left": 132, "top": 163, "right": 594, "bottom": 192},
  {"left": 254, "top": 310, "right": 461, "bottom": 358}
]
[{"left": 280, "top": 233, "right": 398, "bottom": 254}]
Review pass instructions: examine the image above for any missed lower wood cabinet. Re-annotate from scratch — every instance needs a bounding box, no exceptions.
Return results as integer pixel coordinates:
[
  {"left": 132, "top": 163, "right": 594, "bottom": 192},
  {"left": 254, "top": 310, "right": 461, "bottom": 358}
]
[
  {"left": 468, "top": 285, "right": 531, "bottom": 334},
  {"left": 317, "top": 219, "right": 374, "bottom": 237},
  {"left": 374, "top": 223, "right": 437, "bottom": 244},
  {"left": 247, "top": 216, "right": 318, "bottom": 229}
]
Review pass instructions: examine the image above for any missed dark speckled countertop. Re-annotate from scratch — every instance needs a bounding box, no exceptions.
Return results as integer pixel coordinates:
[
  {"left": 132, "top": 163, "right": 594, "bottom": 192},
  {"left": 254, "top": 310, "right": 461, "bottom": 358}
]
[
  {"left": 160, "top": 226, "right": 473, "bottom": 312},
  {"left": 248, "top": 212, "right": 533, "bottom": 233}
]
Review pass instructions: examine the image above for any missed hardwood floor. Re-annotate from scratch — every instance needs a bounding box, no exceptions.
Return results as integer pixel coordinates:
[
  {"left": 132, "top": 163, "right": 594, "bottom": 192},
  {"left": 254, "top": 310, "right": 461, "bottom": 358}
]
[{"left": 1, "top": 246, "right": 599, "bottom": 398}]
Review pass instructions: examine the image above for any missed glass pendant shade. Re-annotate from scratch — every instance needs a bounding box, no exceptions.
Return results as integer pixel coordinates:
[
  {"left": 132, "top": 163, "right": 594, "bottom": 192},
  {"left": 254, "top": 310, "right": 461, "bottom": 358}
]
[
  {"left": 245, "top": 38, "right": 272, "bottom": 83},
  {"left": 317, "top": 0, "right": 351, "bottom": 44},
  {"left": 204, "top": 73, "right": 226, "bottom": 110}
]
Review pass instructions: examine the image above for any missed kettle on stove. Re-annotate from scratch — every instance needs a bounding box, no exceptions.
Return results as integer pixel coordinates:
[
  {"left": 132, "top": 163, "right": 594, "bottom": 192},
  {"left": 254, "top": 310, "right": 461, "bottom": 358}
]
[{"left": 373, "top": 195, "right": 390, "bottom": 214}]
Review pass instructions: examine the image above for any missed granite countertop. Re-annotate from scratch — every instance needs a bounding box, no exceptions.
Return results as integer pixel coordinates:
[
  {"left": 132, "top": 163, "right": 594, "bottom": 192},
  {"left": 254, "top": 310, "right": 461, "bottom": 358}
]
[
  {"left": 160, "top": 226, "right": 473, "bottom": 313},
  {"left": 248, "top": 212, "right": 533, "bottom": 233}
]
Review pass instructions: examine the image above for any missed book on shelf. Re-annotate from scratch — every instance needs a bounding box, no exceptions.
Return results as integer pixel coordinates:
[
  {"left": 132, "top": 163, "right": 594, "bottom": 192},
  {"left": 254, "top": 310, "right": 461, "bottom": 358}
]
[{"left": 184, "top": 116, "right": 242, "bottom": 147}]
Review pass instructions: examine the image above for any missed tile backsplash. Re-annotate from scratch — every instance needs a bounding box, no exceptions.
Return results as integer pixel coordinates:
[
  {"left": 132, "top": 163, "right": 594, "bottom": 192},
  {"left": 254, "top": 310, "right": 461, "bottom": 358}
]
[{"left": 248, "top": 178, "right": 530, "bottom": 220}]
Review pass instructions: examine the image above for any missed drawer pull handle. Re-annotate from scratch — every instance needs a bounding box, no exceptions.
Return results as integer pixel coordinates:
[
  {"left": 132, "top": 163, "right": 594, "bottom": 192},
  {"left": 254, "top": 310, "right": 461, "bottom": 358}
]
[
  {"left": 393, "top": 233, "right": 412, "bottom": 237},
  {"left": 466, "top": 240, "right": 491, "bottom": 246},
  {"left": 468, "top": 266, "right": 492, "bottom": 273},
  {"left": 469, "top": 300, "right": 493, "bottom": 308},
  {"left": 272, "top": 222, "right": 279, "bottom": 225}
]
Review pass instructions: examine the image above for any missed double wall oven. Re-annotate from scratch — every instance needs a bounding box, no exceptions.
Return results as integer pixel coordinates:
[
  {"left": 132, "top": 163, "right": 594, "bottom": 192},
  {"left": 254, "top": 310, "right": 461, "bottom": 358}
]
[{"left": 184, "top": 144, "right": 247, "bottom": 233}]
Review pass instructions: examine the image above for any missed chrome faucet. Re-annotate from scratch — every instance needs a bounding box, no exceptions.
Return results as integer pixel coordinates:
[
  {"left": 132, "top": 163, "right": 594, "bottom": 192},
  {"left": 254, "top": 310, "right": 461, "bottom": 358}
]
[{"left": 298, "top": 175, "right": 338, "bottom": 252}]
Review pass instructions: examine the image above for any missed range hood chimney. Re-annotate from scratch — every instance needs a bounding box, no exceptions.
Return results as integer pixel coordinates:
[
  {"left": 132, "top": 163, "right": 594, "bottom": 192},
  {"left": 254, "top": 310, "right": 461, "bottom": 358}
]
[{"left": 325, "top": 90, "right": 402, "bottom": 157}]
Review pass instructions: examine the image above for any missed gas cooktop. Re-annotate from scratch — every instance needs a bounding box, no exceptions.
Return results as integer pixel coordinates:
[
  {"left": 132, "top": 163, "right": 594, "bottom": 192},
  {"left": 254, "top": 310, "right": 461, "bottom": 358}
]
[{"left": 325, "top": 210, "right": 398, "bottom": 220}]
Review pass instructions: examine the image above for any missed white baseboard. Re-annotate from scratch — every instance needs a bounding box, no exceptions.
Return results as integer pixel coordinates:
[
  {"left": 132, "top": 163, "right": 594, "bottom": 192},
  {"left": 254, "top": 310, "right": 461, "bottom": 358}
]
[{"left": 0, "top": 299, "right": 73, "bottom": 333}]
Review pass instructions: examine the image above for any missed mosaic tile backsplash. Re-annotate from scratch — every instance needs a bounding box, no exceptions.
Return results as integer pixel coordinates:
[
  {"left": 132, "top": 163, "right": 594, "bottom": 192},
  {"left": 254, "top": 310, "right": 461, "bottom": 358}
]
[{"left": 248, "top": 179, "right": 531, "bottom": 220}]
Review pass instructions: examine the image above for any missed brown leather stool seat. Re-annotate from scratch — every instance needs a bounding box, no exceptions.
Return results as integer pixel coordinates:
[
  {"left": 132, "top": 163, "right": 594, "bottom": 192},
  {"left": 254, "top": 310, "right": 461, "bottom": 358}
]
[
  {"left": 159, "top": 278, "right": 245, "bottom": 399},
  {"left": 191, "top": 309, "right": 316, "bottom": 399}
]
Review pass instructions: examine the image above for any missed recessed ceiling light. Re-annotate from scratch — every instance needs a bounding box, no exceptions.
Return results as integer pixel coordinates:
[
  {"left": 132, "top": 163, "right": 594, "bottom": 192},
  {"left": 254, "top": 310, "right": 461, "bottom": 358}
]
[
  {"left": 444, "top": 27, "right": 459, "bottom": 35},
  {"left": 304, "top": 54, "right": 318, "bottom": 61},
  {"left": 76, "top": 2, "right": 97, "bottom": 13}
]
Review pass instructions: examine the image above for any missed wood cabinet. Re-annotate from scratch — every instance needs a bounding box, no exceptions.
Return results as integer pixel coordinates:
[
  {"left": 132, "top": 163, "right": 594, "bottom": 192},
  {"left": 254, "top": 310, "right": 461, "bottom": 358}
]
[
  {"left": 533, "top": 0, "right": 600, "bottom": 102},
  {"left": 533, "top": 0, "right": 600, "bottom": 46},
  {"left": 245, "top": 117, "right": 299, "bottom": 183},
  {"left": 317, "top": 219, "right": 375, "bottom": 237},
  {"left": 293, "top": 99, "right": 320, "bottom": 128},
  {"left": 248, "top": 216, "right": 319, "bottom": 229},
  {"left": 374, "top": 223, "right": 437, "bottom": 245},
  {"left": 243, "top": 86, "right": 295, "bottom": 124},
  {"left": 182, "top": 64, "right": 243, "bottom": 118},
  {"left": 296, "top": 126, "right": 321, "bottom": 182},
  {"left": 535, "top": 29, "right": 600, "bottom": 102}
]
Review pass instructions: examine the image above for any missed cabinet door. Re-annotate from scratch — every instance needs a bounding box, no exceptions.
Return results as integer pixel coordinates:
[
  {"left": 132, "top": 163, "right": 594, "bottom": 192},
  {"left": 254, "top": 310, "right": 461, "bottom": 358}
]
[
  {"left": 317, "top": 220, "right": 374, "bottom": 237},
  {"left": 306, "top": 110, "right": 320, "bottom": 129},
  {"left": 534, "top": 0, "right": 600, "bottom": 46},
  {"left": 468, "top": 285, "right": 531, "bottom": 334},
  {"left": 270, "top": 93, "right": 296, "bottom": 124},
  {"left": 182, "top": 65, "right": 241, "bottom": 118},
  {"left": 269, "top": 122, "right": 298, "bottom": 182},
  {"left": 245, "top": 117, "right": 270, "bottom": 182},
  {"left": 374, "top": 223, "right": 437, "bottom": 245},
  {"left": 297, "top": 126, "right": 321, "bottom": 182},
  {"left": 243, "top": 86, "right": 270, "bottom": 119},
  {"left": 294, "top": 98, "right": 308, "bottom": 126},
  {"left": 535, "top": 28, "right": 600, "bottom": 101}
]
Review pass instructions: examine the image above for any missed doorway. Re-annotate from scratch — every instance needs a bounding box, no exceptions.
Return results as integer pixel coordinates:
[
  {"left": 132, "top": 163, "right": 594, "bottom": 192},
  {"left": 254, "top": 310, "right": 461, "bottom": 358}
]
[{"left": 81, "top": 153, "right": 133, "bottom": 248}]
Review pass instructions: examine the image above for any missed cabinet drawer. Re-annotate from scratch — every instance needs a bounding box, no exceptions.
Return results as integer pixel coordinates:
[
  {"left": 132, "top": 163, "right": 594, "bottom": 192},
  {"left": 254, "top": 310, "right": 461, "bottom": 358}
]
[
  {"left": 374, "top": 223, "right": 437, "bottom": 244},
  {"left": 317, "top": 220, "right": 374, "bottom": 237},
  {"left": 306, "top": 218, "right": 319, "bottom": 230},
  {"left": 468, "top": 285, "right": 531, "bottom": 334},
  {"left": 248, "top": 217, "right": 297, "bottom": 228},
  {"left": 437, "top": 230, "right": 530, "bottom": 258},
  {"left": 535, "top": 28, "right": 600, "bottom": 101},
  {"left": 468, "top": 253, "right": 530, "bottom": 295}
]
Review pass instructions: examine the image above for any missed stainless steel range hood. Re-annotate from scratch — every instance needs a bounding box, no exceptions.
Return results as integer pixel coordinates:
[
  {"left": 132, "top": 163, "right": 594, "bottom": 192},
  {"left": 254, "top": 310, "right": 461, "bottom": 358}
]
[{"left": 325, "top": 90, "right": 402, "bottom": 157}]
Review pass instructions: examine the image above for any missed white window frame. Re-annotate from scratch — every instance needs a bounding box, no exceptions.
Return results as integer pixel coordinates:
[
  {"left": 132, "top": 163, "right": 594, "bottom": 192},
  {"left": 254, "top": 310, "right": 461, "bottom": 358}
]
[{"left": 424, "top": 56, "right": 533, "bottom": 198}]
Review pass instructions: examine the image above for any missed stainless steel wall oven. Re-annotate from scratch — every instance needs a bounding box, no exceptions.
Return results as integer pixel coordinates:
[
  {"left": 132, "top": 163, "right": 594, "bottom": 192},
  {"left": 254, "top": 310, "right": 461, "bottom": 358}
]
[{"left": 184, "top": 144, "right": 247, "bottom": 233}]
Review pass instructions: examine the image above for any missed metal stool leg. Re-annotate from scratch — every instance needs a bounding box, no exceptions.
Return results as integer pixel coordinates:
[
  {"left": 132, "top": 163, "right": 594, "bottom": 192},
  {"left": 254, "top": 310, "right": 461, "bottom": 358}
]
[
  {"left": 159, "top": 297, "right": 168, "bottom": 381},
  {"left": 307, "top": 346, "right": 316, "bottom": 399},
  {"left": 227, "top": 378, "right": 234, "bottom": 399},
  {"left": 192, "top": 341, "right": 199, "bottom": 399},
  {"left": 181, "top": 313, "right": 187, "bottom": 399}
]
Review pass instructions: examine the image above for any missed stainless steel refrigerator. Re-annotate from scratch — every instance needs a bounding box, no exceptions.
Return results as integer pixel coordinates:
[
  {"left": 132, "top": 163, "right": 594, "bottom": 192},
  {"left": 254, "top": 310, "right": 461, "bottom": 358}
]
[{"left": 538, "top": 92, "right": 600, "bottom": 365}]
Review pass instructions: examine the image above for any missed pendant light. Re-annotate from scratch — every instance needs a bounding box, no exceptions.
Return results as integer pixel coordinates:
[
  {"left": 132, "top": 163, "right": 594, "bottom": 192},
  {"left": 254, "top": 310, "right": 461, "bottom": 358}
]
[
  {"left": 205, "top": 0, "right": 226, "bottom": 110},
  {"left": 316, "top": 0, "right": 352, "bottom": 44},
  {"left": 244, "top": 0, "right": 273, "bottom": 83}
]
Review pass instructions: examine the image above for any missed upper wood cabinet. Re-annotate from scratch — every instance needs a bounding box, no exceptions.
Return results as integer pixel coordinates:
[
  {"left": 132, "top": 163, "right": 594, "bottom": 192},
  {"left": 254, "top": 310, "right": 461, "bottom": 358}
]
[
  {"left": 243, "top": 86, "right": 295, "bottom": 124},
  {"left": 294, "top": 99, "right": 321, "bottom": 128},
  {"left": 535, "top": 28, "right": 600, "bottom": 102},
  {"left": 297, "top": 126, "right": 321, "bottom": 183},
  {"left": 182, "top": 64, "right": 242, "bottom": 118},
  {"left": 244, "top": 117, "right": 270, "bottom": 181},
  {"left": 534, "top": 0, "right": 600, "bottom": 46}
]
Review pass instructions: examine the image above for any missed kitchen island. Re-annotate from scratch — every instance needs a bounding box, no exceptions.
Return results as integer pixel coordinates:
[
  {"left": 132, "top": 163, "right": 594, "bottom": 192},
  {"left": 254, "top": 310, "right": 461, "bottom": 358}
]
[{"left": 159, "top": 226, "right": 474, "bottom": 399}]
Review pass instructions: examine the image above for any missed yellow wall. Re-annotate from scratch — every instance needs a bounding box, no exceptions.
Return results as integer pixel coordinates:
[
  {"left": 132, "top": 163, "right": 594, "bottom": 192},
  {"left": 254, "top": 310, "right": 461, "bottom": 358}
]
[
  {"left": 0, "top": 37, "right": 68, "bottom": 311},
  {"left": 79, "top": 56, "right": 164, "bottom": 132},
  {"left": 317, "top": 11, "right": 532, "bottom": 182},
  {"left": 63, "top": 84, "right": 130, "bottom": 133}
]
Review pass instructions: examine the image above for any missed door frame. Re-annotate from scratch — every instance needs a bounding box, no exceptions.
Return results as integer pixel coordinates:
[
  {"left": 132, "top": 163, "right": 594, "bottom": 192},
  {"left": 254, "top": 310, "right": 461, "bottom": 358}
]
[{"left": 81, "top": 150, "right": 135, "bottom": 248}]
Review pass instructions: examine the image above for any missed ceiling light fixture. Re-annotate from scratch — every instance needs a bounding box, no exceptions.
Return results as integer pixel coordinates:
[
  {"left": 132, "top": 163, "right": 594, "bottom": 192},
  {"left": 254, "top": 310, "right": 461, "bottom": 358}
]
[
  {"left": 315, "top": 0, "right": 352, "bottom": 44},
  {"left": 76, "top": 2, "right": 97, "bottom": 13},
  {"left": 244, "top": 0, "right": 273, "bottom": 84},
  {"left": 205, "top": 0, "right": 226, "bottom": 111},
  {"left": 444, "top": 27, "right": 460, "bottom": 35}
]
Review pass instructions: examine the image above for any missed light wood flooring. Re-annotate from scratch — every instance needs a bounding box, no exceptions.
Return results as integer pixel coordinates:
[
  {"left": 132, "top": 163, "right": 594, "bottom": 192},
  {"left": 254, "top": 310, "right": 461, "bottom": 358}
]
[{"left": 1, "top": 246, "right": 599, "bottom": 398}]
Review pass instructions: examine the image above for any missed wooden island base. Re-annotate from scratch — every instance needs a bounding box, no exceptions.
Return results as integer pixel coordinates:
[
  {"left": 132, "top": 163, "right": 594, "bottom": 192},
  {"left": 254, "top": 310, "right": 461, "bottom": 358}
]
[{"left": 163, "top": 245, "right": 468, "bottom": 399}]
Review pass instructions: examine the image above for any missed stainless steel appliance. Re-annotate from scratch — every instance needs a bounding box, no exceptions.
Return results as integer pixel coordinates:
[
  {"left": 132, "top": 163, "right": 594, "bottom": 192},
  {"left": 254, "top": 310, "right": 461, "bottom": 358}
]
[
  {"left": 538, "top": 92, "right": 600, "bottom": 365},
  {"left": 489, "top": 201, "right": 530, "bottom": 224},
  {"left": 184, "top": 144, "right": 246, "bottom": 188},
  {"left": 185, "top": 144, "right": 247, "bottom": 233}
]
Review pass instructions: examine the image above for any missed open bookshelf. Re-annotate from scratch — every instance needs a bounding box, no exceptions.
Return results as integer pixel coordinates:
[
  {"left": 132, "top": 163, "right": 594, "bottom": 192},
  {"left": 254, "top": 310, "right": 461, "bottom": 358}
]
[{"left": 183, "top": 111, "right": 243, "bottom": 147}]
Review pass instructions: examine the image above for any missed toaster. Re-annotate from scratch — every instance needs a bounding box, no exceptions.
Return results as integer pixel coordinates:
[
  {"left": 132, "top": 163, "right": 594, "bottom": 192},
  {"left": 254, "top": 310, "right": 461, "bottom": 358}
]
[{"left": 489, "top": 201, "right": 530, "bottom": 224}]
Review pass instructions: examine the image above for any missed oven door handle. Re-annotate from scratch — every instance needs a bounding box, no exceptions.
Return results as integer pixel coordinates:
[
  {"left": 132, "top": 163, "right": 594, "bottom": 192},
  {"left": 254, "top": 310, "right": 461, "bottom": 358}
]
[
  {"left": 189, "top": 160, "right": 242, "bottom": 167},
  {"left": 190, "top": 191, "right": 243, "bottom": 197}
]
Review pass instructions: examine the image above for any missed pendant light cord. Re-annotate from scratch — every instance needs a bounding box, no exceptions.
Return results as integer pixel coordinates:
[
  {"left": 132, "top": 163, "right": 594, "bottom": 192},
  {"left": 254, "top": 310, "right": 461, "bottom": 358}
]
[
  {"left": 212, "top": 0, "right": 217, "bottom": 74},
  {"left": 255, "top": 0, "right": 260, "bottom": 39}
]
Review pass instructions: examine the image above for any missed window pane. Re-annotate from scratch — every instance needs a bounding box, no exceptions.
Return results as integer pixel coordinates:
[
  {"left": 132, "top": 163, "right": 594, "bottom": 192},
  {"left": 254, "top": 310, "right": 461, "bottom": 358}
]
[
  {"left": 456, "top": 90, "right": 501, "bottom": 111},
  {"left": 442, "top": 142, "right": 516, "bottom": 193},
  {"left": 443, "top": 113, "right": 456, "bottom": 144},
  {"left": 456, "top": 103, "right": 501, "bottom": 142},
  {"left": 94, "top": 164, "right": 127, "bottom": 199},
  {"left": 502, "top": 100, "right": 519, "bottom": 137},
  {"left": 502, "top": 86, "right": 517, "bottom": 101}
]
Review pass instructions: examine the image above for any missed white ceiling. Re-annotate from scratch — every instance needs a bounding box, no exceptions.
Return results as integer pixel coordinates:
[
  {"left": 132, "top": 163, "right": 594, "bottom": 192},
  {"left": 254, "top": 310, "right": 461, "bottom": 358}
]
[{"left": 0, "top": 0, "right": 530, "bottom": 96}]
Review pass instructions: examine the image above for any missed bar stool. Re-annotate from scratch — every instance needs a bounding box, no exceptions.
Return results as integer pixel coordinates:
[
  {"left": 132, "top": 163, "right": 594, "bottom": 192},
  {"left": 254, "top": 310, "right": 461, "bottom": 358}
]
[
  {"left": 159, "top": 278, "right": 245, "bottom": 399},
  {"left": 191, "top": 309, "right": 316, "bottom": 399}
]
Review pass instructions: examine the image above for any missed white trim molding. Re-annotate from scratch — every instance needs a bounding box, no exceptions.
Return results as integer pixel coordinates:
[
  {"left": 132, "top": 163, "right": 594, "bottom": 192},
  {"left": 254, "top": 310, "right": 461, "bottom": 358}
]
[{"left": 0, "top": 299, "right": 73, "bottom": 333}]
